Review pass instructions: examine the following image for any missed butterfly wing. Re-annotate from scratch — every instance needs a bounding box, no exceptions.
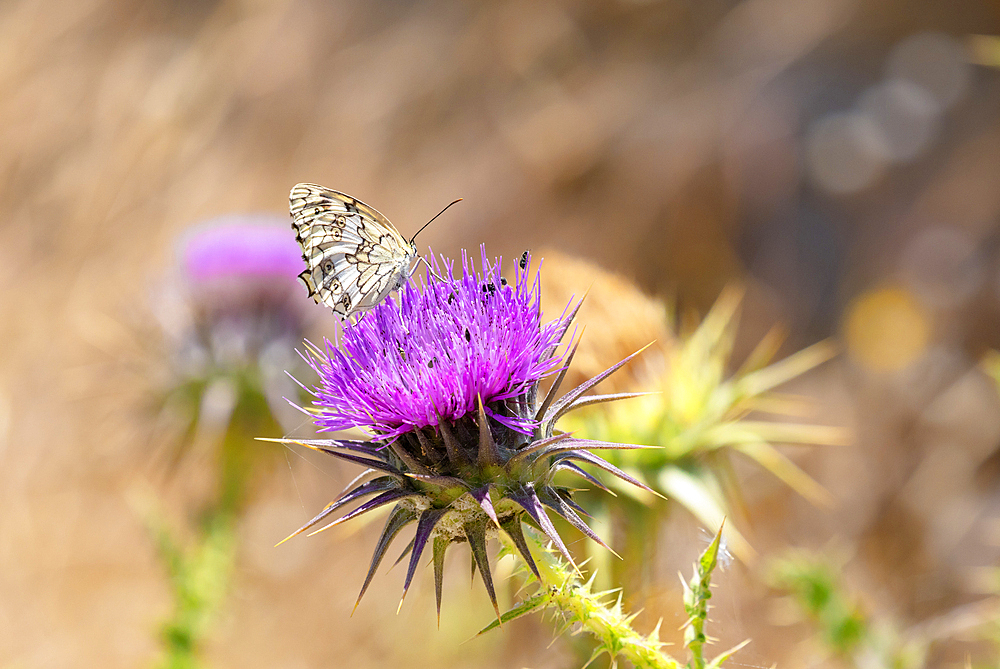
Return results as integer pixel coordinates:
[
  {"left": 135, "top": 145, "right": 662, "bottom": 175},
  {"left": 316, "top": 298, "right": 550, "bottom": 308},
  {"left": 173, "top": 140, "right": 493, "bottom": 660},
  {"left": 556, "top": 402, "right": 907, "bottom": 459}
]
[{"left": 290, "top": 183, "right": 416, "bottom": 318}]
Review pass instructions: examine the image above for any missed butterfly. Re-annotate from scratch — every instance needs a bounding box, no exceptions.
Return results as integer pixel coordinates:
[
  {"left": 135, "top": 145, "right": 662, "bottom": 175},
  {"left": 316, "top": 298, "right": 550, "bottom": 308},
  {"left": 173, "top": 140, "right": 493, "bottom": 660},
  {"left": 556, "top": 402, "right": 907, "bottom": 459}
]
[{"left": 289, "top": 183, "right": 459, "bottom": 320}]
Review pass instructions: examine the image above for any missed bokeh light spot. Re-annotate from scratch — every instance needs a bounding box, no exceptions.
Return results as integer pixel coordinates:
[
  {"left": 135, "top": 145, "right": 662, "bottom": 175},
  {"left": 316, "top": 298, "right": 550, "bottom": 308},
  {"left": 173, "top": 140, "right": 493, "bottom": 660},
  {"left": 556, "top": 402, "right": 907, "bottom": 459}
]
[
  {"left": 886, "top": 32, "right": 970, "bottom": 111},
  {"left": 805, "top": 111, "right": 888, "bottom": 195},
  {"left": 858, "top": 79, "right": 939, "bottom": 163},
  {"left": 845, "top": 286, "right": 930, "bottom": 371}
]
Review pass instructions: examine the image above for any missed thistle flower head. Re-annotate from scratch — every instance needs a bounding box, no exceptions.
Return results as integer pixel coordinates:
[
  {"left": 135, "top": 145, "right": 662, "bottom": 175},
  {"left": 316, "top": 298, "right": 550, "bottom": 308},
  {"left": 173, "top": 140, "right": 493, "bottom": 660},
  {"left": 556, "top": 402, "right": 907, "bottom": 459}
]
[
  {"left": 281, "top": 247, "right": 654, "bottom": 621},
  {"left": 305, "top": 249, "right": 566, "bottom": 440},
  {"left": 559, "top": 284, "right": 844, "bottom": 564},
  {"left": 163, "top": 214, "right": 314, "bottom": 376}
]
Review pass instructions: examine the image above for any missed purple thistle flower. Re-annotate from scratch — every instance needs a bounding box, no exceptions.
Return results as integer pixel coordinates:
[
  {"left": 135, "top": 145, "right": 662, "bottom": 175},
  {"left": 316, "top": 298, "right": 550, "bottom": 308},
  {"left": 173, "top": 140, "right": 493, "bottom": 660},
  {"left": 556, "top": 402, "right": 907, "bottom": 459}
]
[
  {"left": 165, "top": 215, "right": 316, "bottom": 371},
  {"left": 156, "top": 215, "right": 319, "bottom": 435},
  {"left": 304, "top": 248, "right": 566, "bottom": 440},
  {"left": 281, "top": 246, "right": 656, "bottom": 622}
]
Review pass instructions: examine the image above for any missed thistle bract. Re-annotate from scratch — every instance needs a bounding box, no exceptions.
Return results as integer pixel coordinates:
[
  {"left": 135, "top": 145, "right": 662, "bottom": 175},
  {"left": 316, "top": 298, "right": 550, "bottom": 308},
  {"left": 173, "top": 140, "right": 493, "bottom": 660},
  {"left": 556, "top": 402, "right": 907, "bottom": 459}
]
[{"left": 285, "top": 247, "right": 653, "bottom": 620}]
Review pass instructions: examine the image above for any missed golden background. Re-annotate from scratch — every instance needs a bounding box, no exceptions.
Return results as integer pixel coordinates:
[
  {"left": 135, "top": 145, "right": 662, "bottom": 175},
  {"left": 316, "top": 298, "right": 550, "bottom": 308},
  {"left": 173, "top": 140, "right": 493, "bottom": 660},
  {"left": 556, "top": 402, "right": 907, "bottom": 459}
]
[{"left": 1, "top": 0, "right": 998, "bottom": 667}]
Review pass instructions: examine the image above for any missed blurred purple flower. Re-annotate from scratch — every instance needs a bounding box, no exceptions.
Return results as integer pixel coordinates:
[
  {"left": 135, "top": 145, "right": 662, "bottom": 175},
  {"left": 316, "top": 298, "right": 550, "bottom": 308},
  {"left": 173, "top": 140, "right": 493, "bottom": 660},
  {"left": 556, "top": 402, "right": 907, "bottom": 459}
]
[
  {"left": 156, "top": 215, "right": 315, "bottom": 430},
  {"left": 182, "top": 215, "right": 304, "bottom": 283},
  {"left": 168, "top": 214, "right": 314, "bottom": 357},
  {"left": 304, "top": 248, "right": 565, "bottom": 440}
]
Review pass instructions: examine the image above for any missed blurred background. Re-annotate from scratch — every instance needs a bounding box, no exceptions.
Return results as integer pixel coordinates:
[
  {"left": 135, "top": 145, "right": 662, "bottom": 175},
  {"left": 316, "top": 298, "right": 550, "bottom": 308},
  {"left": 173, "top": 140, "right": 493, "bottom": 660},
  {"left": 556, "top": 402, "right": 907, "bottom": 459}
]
[{"left": 1, "top": 0, "right": 999, "bottom": 667}]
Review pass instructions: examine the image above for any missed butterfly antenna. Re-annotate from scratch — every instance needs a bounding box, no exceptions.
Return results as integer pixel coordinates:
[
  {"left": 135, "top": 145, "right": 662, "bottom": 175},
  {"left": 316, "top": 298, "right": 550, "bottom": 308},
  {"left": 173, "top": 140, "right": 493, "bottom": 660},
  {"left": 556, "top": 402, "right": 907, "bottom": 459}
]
[{"left": 409, "top": 198, "right": 462, "bottom": 245}]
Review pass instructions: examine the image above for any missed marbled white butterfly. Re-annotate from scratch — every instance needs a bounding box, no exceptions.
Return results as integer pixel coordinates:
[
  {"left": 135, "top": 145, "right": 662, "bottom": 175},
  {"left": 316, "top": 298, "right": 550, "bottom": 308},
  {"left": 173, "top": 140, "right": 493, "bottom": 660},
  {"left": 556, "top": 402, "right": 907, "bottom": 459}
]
[{"left": 290, "top": 183, "right": 458, "bottom": 320}]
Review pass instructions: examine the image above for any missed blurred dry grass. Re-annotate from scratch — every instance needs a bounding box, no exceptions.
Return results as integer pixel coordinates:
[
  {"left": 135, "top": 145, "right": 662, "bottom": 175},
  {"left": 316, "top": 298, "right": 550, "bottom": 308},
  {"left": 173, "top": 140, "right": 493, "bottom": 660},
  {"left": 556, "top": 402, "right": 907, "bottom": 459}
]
[{"left": 1, "top": 0, "right": 999, "bottom": 667}]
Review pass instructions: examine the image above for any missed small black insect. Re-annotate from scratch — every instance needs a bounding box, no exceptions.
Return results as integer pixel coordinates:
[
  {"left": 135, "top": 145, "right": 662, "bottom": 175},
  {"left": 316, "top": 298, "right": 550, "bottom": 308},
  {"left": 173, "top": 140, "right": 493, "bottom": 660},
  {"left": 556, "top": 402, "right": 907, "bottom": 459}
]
[
  {"left": 519, "top": 250, "right": 528, "bottom": 269},
  {"left": 500, "top": 277, "right": 507, "bottom": 286},
  {"left": 464, "top": 328, "right": 471, "bottom": 342}
]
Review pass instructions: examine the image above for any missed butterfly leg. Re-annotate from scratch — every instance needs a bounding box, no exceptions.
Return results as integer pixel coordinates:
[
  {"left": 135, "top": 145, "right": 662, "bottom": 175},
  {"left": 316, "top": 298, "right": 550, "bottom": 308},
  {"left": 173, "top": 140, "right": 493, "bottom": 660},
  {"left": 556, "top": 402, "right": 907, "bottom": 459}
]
[{"left": 417, "top": 256, "right": 446, "bottom": 283}]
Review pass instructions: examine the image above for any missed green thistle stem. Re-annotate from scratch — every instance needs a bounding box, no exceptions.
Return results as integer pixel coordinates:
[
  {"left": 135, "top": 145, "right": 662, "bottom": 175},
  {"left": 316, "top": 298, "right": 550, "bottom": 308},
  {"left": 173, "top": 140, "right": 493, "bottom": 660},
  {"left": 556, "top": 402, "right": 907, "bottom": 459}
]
[
  {"left": 153, "top": 511, "right": 236, "bottom": 669},
  {"left": 149, "top": 379, "right": 280, "bottom": 668},
  {"left": 495, "top": 527, "right": 682, "bottom": 669},
  {"left": 489, "top": 524, "right": 746, "bottom": 669},
  {"left": 682, "top": 527, "right": 718, "bottom": 669}
]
